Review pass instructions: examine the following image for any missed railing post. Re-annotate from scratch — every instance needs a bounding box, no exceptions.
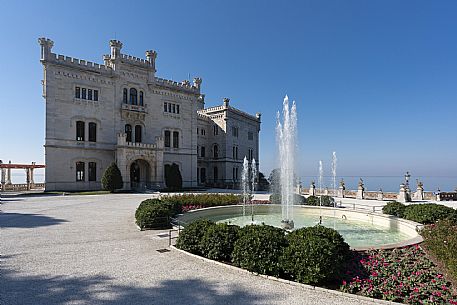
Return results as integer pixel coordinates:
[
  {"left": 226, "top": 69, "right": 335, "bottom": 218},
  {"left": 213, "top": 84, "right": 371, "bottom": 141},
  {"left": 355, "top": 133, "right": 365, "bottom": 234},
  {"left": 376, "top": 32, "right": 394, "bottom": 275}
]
[
  {"left": 373, "top": 206, "right": 375, "bottom": 213},
  {"left": 353, "top": 203, "right": 355, "bottom": 210}
]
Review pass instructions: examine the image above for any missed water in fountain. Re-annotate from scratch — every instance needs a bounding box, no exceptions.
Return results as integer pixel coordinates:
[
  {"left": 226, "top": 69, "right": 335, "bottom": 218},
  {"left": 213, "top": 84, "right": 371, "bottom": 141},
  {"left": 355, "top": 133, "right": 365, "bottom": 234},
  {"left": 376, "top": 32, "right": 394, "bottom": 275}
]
[
  {"left": 276, "top": 95, "right": 297, "bottom": 229},
  {"left": 251, "top": 158, "right": 257, "bottom": 221},
  {"left": 332, "top": 152, "right": 337, "bottom": 207},
  {"left": 242, "top": 156, "right": 249, "bottom": 217},
  {"left": 318, "top": 160, "right": 323, "bottom": 221}
]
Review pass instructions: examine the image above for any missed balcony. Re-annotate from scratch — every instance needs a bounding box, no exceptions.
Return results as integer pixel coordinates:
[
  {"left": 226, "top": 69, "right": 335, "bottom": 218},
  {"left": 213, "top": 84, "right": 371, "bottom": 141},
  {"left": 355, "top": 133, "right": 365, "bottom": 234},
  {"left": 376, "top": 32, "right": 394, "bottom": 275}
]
[{"left": 121, "top": 103, "right": 147, "bottom": 121}]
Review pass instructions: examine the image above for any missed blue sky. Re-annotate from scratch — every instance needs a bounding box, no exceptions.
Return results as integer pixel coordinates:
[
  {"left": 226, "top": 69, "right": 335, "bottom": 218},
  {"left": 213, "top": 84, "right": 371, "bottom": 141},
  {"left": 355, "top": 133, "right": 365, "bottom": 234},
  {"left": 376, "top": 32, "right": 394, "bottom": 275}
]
[{"left": 1, "top": 0, "right": 456, "bottom": 185}]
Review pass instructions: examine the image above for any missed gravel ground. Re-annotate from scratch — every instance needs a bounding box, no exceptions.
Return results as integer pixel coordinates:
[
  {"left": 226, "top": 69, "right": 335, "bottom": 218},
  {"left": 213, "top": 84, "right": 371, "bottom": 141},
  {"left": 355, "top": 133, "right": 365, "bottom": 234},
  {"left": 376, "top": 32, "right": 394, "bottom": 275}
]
[{"left": 1, "top": 193, "right": 384, "bottom": 305}]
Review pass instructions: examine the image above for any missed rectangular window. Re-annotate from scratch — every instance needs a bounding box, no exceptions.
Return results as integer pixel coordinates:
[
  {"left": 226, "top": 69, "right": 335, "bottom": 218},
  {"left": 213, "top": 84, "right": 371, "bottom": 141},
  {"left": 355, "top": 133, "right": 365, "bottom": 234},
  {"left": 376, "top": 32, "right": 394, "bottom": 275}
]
[
  {"left": 81, "top": 88, "right": 87, "bottom": 99},
  {"left": 135, "top": 125, "right": 142, "bottom": 143},
  {"left": 201, "top": 146, "right": 206, "bottom": 158},
  {"left": 94, "top": 90, "right": 98, "bottom": 101},
  {"left": 76, "top": 121, "right": 85, "bottom": 141},
  {"left": 164, "top": 130, "right": 171, "bottom": 147},
  {"left": 88, "top": 162, "right": 96, "bottom": 181},
  {"left": 173, "top": 131, "right": 179, "bottom": 148},
  {"left": 213, "top": 125, "right": 218, "bottom": 135},
  {"left": 249, "top": 149, "right": 253, "bottom": 161},
  {"left": 201, "top": 168, "right": 206, "bottom": 183},
  {"left": 76, "top": 162, "right": 85, "bottom": 181},
  {"left": 88, "top": 122, "right": 96, "bottom": 142},
  {"left": 88, "top": 89, "right": 93, "bottom": 100},
  {"left": 75, "top": 87, "right": 81, "bottom": 99},
  {"left": 248, "top": 131, "right": 253, "bottom": 140},
  {"left": 232, "top": 146, "right": 236, "bottom": 159},
  {"left": 232, "top": 126, "right": 238, "bottom": 137},
  {"left": 176, "top": 104, "right": 180, "bottom": 114},
  {"left": 236, "top": 147, "right": 238, "bottom": 159},
  {"left": 168, "top": 103, "right": 171, "bottom": 113},
  {"left": 172, "top": 104, "right": 176, "bottom": 113},
  {"left": 164, "top": 102, "right": 167, "bottom": 112}
]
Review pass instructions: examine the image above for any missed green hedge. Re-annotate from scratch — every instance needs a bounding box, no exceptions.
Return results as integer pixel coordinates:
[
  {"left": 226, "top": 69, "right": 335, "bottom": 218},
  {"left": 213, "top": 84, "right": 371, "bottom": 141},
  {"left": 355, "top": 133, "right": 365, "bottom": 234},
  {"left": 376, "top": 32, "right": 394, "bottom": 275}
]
[
  {"left": 135, "top": 199, "right": 173, "bottom": 229},
  {"left": 403, "top": 204, "right": 457, "bottom": 224},
  {"left": 382, "top": 201, "right": 406, "bottom": 218},
  {"left": 422, "top": 220, "right": 457, "bottom": 282},
  {"left": 161, "top": 194, "right": 242, "bottom": 213},
  {"left": 175, "top": 219, "right": 216, "bottom": 255},
  {"left": 200, "top": 223, "right": 240, "bottom": 261},
  {"left": 305, "top": 195, "right": 335, "bottom": 207},
  {"left": 269, "top": 193, "right": 306, "bottom": 205},
  {"left": 280, "top": 225, "right": 350, "bottom": 285},
  {"left": 232, "top": 225, "right": 287, "bottom": 277}
]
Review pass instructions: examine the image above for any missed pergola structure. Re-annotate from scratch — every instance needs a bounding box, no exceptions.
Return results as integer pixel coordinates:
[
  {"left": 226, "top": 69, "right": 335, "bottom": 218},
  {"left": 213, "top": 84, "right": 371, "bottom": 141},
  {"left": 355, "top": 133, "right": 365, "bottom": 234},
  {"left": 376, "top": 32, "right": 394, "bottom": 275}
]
[{"left": 0, "top": 160, "right": 46, "bottom": 191}]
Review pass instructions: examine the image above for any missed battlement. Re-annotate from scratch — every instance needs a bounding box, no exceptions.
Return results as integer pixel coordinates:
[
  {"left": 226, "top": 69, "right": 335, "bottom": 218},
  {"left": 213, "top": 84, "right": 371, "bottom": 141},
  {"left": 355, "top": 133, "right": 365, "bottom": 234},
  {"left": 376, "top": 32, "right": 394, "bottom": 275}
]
[
  {"left": 154, "top": 77, "right": 201, "bottom": 93},
  {"left": 197, "top": 112, "right": 212, "bottom": 122},
  {"left": 51, "top": 53, "right": 113, "bottom": 73},
  {"left": 119, "top": 53, "right": 152, "bottom": 68},
  {"left": 200, "top": 98, "right": 260, "bottom": 122}
]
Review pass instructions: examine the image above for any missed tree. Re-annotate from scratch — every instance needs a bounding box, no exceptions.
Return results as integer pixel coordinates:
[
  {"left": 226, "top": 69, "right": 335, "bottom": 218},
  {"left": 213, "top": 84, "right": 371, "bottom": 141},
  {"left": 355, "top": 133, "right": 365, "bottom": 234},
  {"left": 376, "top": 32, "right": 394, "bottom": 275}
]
[
  {"left": 257, "top": 172, "right": 270, "bottom": 191},
  {"left": 165, "top": 163, "right": 183, "bottom": 190},
  {"left": 101, "top": 162, "right": 123, "bottom": 192},
  {"left": 268, "top": 168, "right": 281, "bottom": 194}
]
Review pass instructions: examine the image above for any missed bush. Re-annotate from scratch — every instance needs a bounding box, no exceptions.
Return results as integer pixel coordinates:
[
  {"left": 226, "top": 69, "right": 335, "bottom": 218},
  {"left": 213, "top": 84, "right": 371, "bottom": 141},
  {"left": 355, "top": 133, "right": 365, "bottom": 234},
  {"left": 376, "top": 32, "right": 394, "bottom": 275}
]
[
  {"left": 135, "top": 201, "right": 173, "bottom": 229},
  {"left": 101, "top": 162, "right": 123, "bottom": 192},
  {"left": 382, "top": 201, "right": 406, "bottom": 218},
  {"left": 280, "top": 225, "right": 350, "bottom": 285},
  {"left": 175, "top": 219, "right": 216, "bottom": 255},
  {"left": 403, "top": 204, "right": 457, "bottom": 224},
  {"left": 161, "top": 194, "right": 242, "bottom": 213},
  {"left": 422, "top": 220, "right": 457, "bottom": 282},
  {"left": 305, "top": 195, "right": 335, "bottom": 207},
  {"left": 200, "top": 223, "right": 240, "bottom": 261},
  {"left": 164, "top": 163, "right": 183, "bottom": 190},
  {"left": 269, "top": 193, "right": 306, "bottom": 205},
  {"left": 232, "top": 225, "right": 287, "bottom": 277}
]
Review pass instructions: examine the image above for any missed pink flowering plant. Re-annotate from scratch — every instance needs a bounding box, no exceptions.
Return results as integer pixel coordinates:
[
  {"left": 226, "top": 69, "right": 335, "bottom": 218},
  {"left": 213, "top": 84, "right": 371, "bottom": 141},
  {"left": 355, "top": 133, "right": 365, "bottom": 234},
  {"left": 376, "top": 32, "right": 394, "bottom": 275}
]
[{"left": 341, "top": 245, "right": 457, "bottom": 304}]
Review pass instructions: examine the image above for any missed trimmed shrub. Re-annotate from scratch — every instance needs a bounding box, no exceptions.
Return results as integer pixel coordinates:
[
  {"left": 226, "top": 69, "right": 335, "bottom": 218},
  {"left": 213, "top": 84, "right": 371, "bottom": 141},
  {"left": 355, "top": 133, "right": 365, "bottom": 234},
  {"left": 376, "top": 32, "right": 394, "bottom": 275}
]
[
  {"left": 232, "top": 225, "right": 287, "bottom": 277},
  {"left": 135, "top": 201, "right": 173, "bottom": 229},
  {"left": 164, "top": 163, "right": 183, "bottom": 190},
  {"left": 403, "top": 204, "right": 457, "bottom": 224},
  {"left": 382, "top": 201, "right": 406, "bottom": 218},
  {"left": 305, "top": 195, "right": 335, "bottom": 207},
  {"left": 422, "top": 220, "right": 457, "bottom": 282},
  {"left": 176, "top": 219, "right": 216, "bottom": 255},
  {"left": 201, "top": 223, "right": 240, "bottom": 261},
  {"left": 161, "top": 194, "right": 242, "bottom": 213},
  {"left": 280, "top": 225, "right": 350, "bottom": 285},
  {"left": 101, "top": 162, "right": 123, "bottom": 192},
  {"left": 269, "top": 193, "right": 306, "bottom": 205}
]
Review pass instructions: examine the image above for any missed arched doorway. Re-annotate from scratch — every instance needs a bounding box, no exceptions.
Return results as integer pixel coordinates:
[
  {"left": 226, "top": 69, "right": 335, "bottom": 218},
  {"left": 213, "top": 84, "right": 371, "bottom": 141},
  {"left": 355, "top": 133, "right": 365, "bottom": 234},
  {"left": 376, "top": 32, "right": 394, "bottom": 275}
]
[{"left": 130, "top": 159, "right": 151, "bottom": 191}]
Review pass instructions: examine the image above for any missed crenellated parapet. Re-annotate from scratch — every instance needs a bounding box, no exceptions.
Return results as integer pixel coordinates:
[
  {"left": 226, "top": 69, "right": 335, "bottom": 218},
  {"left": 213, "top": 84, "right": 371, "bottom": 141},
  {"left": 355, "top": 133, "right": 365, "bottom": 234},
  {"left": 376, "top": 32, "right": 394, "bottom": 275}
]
[{"left": 154, "top": 77, "right": 201, "bottom": 94}]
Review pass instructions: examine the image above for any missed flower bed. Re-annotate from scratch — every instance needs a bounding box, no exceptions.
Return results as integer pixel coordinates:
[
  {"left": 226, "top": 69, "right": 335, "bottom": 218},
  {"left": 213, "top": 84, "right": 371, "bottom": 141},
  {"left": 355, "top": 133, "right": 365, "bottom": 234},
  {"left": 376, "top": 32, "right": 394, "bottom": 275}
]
[{"left": 341, "top": 245, "right": 457, "bottom": 304}]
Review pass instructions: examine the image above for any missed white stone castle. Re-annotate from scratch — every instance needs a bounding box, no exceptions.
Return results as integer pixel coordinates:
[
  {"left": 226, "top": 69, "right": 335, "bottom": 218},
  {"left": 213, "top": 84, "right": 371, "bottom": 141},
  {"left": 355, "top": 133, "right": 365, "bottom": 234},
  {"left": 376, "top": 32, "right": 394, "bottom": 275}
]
[{"left": 39, "top": 38, "right": 261, "bottom": 191}]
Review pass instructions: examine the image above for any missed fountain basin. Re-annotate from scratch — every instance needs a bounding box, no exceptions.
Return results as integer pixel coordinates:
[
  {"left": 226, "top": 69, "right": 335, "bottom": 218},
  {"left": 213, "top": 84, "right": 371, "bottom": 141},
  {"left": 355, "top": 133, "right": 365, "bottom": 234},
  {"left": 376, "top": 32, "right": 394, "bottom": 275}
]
[{"left": 176, "top": 205, "right": 423, "bottom": 250}]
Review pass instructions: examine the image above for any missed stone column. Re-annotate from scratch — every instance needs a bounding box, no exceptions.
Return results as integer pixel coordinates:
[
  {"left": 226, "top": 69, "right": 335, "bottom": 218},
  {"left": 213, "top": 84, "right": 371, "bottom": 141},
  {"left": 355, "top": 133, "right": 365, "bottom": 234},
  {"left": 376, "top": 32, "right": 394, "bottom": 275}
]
[
  {"left": 397, "top": 183, "right": 408, "bottom": 203},
  {"left": 414, "top": 180, "right": 424, "bottom": 201},
  {"left": 308, "top": 181, "right": 316, "bottom": 196},
  {"left": 356, "top": 178, "right": 365, "bottom": 200},
  {"left": 1, "top": 168, "right": 5, "bottom": 192},
  {"left": 377, "top": 188, "right": 384, "bottom": 201},
  {"left": 30, "top": 168, "right": 35, "bottom": 188},
  {"left": 6, "top": 161, "right": 12, "bottom": 185},
  {"left": 324, "top": 187, "right": 329, "bottom": 196},
  {"left": 338, "top": 179, "right": 345, "bottom": 198}
]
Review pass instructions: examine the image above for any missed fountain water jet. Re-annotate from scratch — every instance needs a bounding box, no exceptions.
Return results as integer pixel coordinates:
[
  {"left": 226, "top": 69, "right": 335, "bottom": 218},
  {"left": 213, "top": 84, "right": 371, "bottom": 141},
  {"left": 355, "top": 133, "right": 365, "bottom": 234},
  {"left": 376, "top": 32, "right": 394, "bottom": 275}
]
[
  {"left": 242, "top": 157, "right": 249, "bottom": 217},
  {"left": 276, "top": 95, "right": 297, "bottom": 229},
  {"left": 332, "top": 152, "right": 337, "bottom": 207},
  {"left": 251, "top": 158, "right": 257, "bottom": 221}
]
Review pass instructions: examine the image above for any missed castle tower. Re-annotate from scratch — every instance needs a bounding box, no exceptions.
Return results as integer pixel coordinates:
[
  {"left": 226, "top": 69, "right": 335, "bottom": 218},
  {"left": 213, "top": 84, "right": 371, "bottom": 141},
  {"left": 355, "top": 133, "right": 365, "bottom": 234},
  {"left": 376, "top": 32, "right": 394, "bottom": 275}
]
[
  {"left": 145, "top": 50, "right": 157, "bottom": 82},
  {"left": 38, "top": 37, "right": 54, "bottom": 61},
  {"left": 110, "top": 40, "right": 123, "bottom": 59}
]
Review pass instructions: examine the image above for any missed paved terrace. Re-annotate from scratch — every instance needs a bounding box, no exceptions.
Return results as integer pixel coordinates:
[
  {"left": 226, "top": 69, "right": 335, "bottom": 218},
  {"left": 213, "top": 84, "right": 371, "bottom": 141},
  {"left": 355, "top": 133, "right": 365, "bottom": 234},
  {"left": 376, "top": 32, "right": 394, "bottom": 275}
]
[{"left": 0, "top": 193, "right": 425, "bottom": 305}]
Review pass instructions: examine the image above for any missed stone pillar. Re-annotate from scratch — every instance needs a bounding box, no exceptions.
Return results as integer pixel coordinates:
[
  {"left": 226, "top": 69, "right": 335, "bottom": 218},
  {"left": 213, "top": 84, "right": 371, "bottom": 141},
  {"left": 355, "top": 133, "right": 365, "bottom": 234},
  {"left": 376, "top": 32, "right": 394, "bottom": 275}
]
[
  {"left": 436, "top": 188, "right": 441, "bottom": 202},
  {"left": 338, "top": 179, "right": 345, "bottom": 198},
  {"left": 30, "top": 168, "right": 35, "bottom": 188},
  {"left": 356, "top": 178, "right": 365, "bottom": 200},
  {"left": 324, "top": 187, "right": 329, "bottom": 196},
  {"left": 309, "top": 181, "right": 316, "bottom": 196},
  {"left": 377, "top": 188, "right": 384, "bottom": 201},
  {"left": 1, "top": 165, "right": 5, "bottom": 192},
  {"left": 414, "top": 180, "right": 424, "bottom": 201},
  {"left": 6, "top": 165, "right": 12, "bottom": 185},
  {"left": 397, "top": 183, "right": 409, "bottom": 203}
]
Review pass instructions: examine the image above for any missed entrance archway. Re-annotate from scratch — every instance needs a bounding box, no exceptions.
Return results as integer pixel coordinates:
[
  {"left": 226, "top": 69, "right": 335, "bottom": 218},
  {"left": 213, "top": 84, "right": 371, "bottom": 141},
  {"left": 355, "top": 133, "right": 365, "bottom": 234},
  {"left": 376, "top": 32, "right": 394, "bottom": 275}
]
[{"left": 130, "top": 159, "right": 151, "bottom": 191}]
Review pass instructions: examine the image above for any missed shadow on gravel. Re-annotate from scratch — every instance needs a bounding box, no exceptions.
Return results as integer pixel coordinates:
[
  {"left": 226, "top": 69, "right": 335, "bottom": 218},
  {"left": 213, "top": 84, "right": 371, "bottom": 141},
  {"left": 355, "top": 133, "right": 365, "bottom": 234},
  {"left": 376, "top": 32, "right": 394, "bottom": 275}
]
[
  {"left": 0, "top": 266, "right": 269, "bottom": 305},
  {"left": 0, "top": 212, "right": 68, "bottom": 228}
]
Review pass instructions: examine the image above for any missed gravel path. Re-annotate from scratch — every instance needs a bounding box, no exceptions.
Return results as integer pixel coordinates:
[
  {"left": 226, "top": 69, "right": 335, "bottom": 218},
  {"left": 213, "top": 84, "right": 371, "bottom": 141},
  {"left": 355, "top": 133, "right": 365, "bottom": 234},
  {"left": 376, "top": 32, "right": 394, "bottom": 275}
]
[{"left": 1, "top": 193, "right": 383, "bottom": 305}]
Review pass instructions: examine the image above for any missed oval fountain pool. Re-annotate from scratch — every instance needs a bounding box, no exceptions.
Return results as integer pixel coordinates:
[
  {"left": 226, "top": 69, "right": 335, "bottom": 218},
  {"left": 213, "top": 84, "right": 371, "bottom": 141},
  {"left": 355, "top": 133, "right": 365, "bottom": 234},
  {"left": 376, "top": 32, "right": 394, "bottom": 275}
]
[{"left": 176, "top": 205, "right": 423, "bottom": 250}]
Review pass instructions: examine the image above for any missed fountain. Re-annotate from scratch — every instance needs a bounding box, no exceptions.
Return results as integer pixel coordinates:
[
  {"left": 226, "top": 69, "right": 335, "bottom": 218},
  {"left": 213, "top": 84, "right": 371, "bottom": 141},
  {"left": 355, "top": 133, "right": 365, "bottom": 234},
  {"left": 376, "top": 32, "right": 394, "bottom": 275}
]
[
  {"left": 276, "top": 95, "right": 297, "bottom": 229},
  {"left": 332, "top": 152, "right": 337, "bottom": 207},
  {"left": 241, "top": 157, "right": 249, "bottom": 217},
  {"left": 250, "top": 158, "right": 257, "bottom": 221}
]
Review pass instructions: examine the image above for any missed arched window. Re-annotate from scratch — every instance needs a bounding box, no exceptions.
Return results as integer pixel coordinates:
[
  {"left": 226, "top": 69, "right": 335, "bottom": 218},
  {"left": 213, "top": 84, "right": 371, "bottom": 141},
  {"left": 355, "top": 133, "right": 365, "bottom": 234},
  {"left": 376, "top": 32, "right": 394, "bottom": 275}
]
[
  {"left": 76, "top": 121, "right": 85, "bottom": 141},
  {"left": 88, "top": 122, "right": 97, "bottom": 142},
  {"left": 135, "top": 125, "right": 142, "bottom": 143},
  {"left": 129, "top": 88, "right": 138, "bottom": 105},
  {"left": 125, "top": 124, "right": 132, "bottom": 142},
  {"left": 123, "top": 88, "right": 128, "bottom": 103},
  {"left": 213, "top": 144, "right": 218, "bottom": 159},
  {"left": 139, "top": 91, "right": 144, "bottom": 106}
]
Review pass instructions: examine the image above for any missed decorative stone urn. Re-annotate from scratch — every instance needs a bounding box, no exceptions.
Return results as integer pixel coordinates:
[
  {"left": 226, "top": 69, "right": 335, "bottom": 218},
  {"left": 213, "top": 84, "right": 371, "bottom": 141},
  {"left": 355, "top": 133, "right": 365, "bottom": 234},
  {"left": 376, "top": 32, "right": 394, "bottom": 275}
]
[
  {"left": 356, "top": 178, "right": 365, "bottom": 200},
  {"left": 338, "top": 179, "right": 345, "bottom": 198},
  {"left": 309, "top": 180, "right": 316, "bottom": 196}
]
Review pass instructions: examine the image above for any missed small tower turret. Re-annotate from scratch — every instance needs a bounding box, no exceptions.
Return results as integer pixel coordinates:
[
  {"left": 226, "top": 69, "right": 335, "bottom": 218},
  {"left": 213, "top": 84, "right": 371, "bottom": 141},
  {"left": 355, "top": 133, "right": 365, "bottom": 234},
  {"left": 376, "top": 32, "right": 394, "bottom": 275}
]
[
  {"left": 193, "top": 77, "right": 202, "bottom": 91},
  {"left": 110, "top": 40, "right": 123, "bottom": 60},
  {"left": 38, "top": 37, "right": 54, "bottom": 61}
]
